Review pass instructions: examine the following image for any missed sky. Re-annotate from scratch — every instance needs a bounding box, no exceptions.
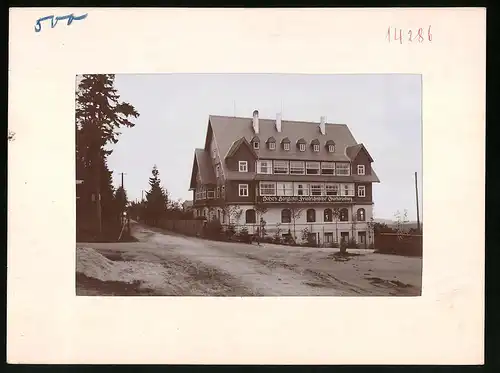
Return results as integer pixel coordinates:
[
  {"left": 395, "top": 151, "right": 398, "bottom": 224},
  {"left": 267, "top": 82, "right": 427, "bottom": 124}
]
[{"left": 106, "top": 73, "right": 422, "bottom": 221}]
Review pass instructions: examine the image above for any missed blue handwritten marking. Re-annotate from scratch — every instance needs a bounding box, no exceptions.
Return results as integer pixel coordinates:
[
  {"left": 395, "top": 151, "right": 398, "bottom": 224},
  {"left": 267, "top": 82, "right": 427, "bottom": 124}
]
[{"left": 34, "top": 13, "right": 88, "bottom": 33}]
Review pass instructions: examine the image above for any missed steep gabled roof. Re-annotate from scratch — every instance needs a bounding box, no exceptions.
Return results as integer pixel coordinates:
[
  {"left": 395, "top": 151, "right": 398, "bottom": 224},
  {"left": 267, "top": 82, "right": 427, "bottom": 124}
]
[
  {"left": 266, "top": 136, "right": 276, "bottom": 143},
  {"left": 311, "top": 138, "right": 320, "bottom": 145},
  {"left": 346, "top": 143, "right": 374, "bottom": 162},
  {"left": 205, "top": 114, "right": 378, "bottom": 180},
  {"left": 225, "top": 136, "right": 258, "bottom": 159},
  {"left": 189, "top": 148, "right": 216, "bottom": 189}
]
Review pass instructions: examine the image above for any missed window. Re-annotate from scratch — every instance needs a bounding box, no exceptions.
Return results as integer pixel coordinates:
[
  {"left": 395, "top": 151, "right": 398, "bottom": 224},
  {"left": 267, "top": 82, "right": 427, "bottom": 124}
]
[
  {"left": 207, "top": 190, "right": 215, "bottom": 199},
  {"left": 216, "top": 187, "right": 220, "bottom": 198},
  {"left": 306, "top": 162, "right": 320, "bottom": 175},
  {"left": 299, "top": 143, "right": 306, "bottom": 152},
  {"left": 321, "top": 162, "right": 335, "bottom": 175},
  {"left": 281, "top": 209, "right": 291, "bottom": 223},
  {"left": 283, "top": 143, "right": 290, "bottom": 151},
  {"left": 257, "top": 160, "right": 272, "bottom": 174},
  {"left": 357, "top": 165, "right": 365, "bottom": 175},
  {"left": 313, "top": 144, "right": 320, "bottom": 152},
  {"left": 341, "top": 183, "right": 355, "bottom": 196},
  {"left": 310, "top": 184, "right": 323, "bottom": 196},
  {"left": 221, "top": 185, "right": 225, "bottom": 198},
  {"left": 357, "top": 208, "right": 366, "bottom": 221},
  {"left": 290, "top": 161, "right": 305, "bottom": 175},
  {"left": 358, "top": 231, "right": 366, "bottom": 244},
  {"left": 269, "top": 142, "right": 276, "bottom": 150},
  {"left": 324, "top": 232, "right": 334, "bottom": 243},
  {"left": 328, "top": 145, "right": 335, "bottom": 153},
  {"left": 358, "top": 185, "right": 366, "bottom": 197},
  {"left": 239, "top": 161, "right": 248, "bottom": 172},
  {"left": 324, "top": 208, "right": 333, "bottom": 222},
  {"left": 277, "top": 182, "right": 293, "bottom": 196},
  {"left": 340, "top": 208, "right": 349, "bottom": 222},
  {"left": 253, "top": 141, "right": 260, "bottom": 149},
  {"left": 295, "top": 183, "right": 309, "bottom": 196},
  {"left": 336, "top": 163, "right": 351, "bottom": 176},
  {"left": 273, "top": 160, "right": 289, "bottom": 174},
  {"left": 216, "top": 165, "right": 220, "bottom": 177},
  {"left": 306, "top": 209, "right": 316, "bottom": 222},
  {"left": 246, "top": 209, "right": 256, "bottom": 224},
  {"left": 222, "top": 210, "right": 226, "bottom": 223},
  {"left": 325, "top": 183, "right": 339, "bottom": 196},
  {"left": 239, "top": 184, "right": 249, "bottom": 197},
  {"left": 259, "top": 182, "right": 276, "bottom": 196}
]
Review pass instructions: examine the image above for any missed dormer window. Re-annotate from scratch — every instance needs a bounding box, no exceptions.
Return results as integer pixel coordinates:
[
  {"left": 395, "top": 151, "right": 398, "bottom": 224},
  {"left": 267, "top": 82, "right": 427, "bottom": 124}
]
[
  {"left": 311, "top": 139, "right": 320, "bottom": 152},
  {"left": 267, "top": 137, "right": 276, "bottom": 150},
  {"left": 297, "top": 138, "right": 307, "bottom": 151},
  {"left": 325, "top": 140, "right": 336, "bottom": 153},
  {"left": 281, "top": 137, "right": 291, "bottom": 151},
  {"left": 251, "top": 136, "right": 260, "bottom": 150}
]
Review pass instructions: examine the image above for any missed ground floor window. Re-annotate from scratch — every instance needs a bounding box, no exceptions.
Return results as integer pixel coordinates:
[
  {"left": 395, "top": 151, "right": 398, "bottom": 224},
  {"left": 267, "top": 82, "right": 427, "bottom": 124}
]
[
  {"left": 246, "top": 209, "right": 256, "bottom": 224},
  {"left": 306, "top": 208, "right": 316, "bottom": 222},
  {"left": 340, "top": 232, "right": 349, "bottom": 243},
  {"left": 324, "top": 208, "right": 333, "bottom": 222},
  {"left": 281, "top": 209, "right": 291, "bottom": 223},
  {"left": 340, "top": 208, "right": 349, "bottom": 222},
  {"left": 358, "top": 231, "right": 366, "bottom": 245},
  {"left": 324, "top": 232, "right": 334, "bottom": 243}
]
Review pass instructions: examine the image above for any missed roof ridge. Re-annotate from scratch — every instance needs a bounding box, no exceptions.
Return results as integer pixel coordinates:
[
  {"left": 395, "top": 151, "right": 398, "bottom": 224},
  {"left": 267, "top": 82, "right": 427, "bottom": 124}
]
[{"left": 209, "top": 114, "right": 347, "bottom": 126}]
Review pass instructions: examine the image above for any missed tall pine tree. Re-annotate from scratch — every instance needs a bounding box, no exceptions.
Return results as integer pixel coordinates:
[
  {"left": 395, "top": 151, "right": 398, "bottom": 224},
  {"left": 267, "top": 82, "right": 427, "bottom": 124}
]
[
  {"left": 145, "top": 165, "right": 167, "bottom": 226},
  {"left": 76, "top": 74, "right": 139, "bottom": 239}
]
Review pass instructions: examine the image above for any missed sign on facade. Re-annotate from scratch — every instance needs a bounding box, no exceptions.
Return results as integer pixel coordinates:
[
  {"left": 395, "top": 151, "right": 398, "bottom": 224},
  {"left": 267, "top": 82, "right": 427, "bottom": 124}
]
[{"left": 257, "top": 196, "right": 353, "bottom": 203}]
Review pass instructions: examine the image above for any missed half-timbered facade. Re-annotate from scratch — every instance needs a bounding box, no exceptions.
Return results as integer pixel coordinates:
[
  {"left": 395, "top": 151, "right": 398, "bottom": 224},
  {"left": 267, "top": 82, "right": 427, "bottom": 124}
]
[{"left": 189, "top": 110, "right": 380, "bottom": 246}]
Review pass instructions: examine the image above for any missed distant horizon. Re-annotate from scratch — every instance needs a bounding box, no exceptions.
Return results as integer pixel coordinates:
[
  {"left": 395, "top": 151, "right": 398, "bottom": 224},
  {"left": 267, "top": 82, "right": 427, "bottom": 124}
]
[{"left": 99, "top": 73, "right": 422, "bottom": 221}]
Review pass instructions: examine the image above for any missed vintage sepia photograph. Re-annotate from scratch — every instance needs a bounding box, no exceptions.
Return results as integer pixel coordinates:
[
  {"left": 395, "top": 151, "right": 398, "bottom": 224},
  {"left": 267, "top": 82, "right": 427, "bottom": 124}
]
[{"left": 75, "top": 73, "right": 423, "bottom": 296}]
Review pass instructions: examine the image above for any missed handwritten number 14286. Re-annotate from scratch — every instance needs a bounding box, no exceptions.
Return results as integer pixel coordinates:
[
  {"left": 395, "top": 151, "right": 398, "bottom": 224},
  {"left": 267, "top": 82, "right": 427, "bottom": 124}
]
[{"left": 387, "top": 26, "right": 432, "bottom": 43}]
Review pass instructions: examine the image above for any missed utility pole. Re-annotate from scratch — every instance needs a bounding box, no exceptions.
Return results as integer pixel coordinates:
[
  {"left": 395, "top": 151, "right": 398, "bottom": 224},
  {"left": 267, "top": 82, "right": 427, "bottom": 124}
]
[
  {"left": 119, "top": 172, "right": 126, "bottom": 189},
  {"left": 415, "top": 171, "right": 421, "bottom": 234}
]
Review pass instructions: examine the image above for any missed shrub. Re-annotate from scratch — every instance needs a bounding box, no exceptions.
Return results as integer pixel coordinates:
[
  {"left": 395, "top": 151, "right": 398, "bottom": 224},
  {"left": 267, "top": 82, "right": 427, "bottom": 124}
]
[
  {"left": 236, "top": 226, "right": 252, "bottom": 243},
  {"left": 330, "top": 241, "right": 339, "bottom": 248},
  {"left": 205, "top": 219, "right": 224, "bottom": 241},
  {"left": 225, "top": 223, "right": 236, "bottom": 239},
  {"left": 260, "top": 235, "right": 272, "bottom": 243},
  {"left": 347, "top": 238, "right": 358, "bottom": 249}
]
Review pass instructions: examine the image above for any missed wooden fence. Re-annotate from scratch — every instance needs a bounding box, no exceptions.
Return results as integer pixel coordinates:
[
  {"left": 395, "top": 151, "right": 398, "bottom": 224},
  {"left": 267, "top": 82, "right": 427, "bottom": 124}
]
[{"left": 374, "top": 232, "right": 423, "bottom": 257}]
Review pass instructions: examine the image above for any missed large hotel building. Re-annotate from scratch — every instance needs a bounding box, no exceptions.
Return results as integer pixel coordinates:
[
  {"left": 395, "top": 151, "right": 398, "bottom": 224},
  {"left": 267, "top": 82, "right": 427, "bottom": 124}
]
[{"left": 189, "top": 110, "right": 380, "bottom": 246}]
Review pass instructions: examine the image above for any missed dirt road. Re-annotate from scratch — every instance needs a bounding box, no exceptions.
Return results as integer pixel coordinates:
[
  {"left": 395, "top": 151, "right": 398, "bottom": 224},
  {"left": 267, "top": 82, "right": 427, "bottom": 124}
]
[{"left": 76, "top": 223, "right": 422, "bottom": 296}]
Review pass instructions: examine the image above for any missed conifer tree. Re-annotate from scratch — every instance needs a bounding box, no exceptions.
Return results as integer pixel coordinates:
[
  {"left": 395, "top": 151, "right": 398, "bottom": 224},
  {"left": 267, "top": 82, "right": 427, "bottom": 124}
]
[
  {"left": 145, "top": 165, "right": 166, "bottom": 226},
  {"left": 75, "top": 74, "right": 139, "bottom": 239}
]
